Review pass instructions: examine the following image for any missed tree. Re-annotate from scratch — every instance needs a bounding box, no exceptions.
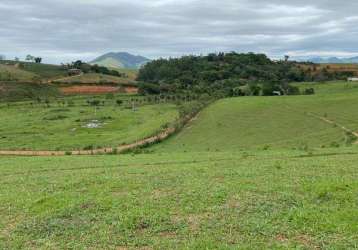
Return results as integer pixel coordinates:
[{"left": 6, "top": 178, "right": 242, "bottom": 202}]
[
  {"left": 44, "top": 99, "right": 50, "bottom": 108},
  {"left": 34, "top": 57, "right": 42, "bottom": 63},
  {"left": 88, "top": 99, "right": 101, "bottom": 115},
  {"left": 284, "top": 55, "right": 290, "bottom": 62},
  {"left": 304, "top": 88, "right": 315, "bottom": 95},
  {"left": 26, "top": 55, "right": 35, "bottom": 62},
  {"left": 88, "top": 100, "right": 100, "bottom": 106}
]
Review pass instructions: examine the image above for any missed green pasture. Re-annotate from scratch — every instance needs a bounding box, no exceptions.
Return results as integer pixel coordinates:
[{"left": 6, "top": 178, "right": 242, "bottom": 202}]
[
  {"left": 156, "top": 83, "right": 358, "bottom": 152},
  {"left": 0, "top": 97, "right": 178, "bottom": 150},
  {"left": 0, "top": 64, "right": 39, "bottom": 81},
  {"left": 0, "top": 60, "right": 67, "bottom": 80},
  {"left": 1, "top": 81, "right": 358, "bottom": 249},
  {"left": 1, "top": 148, "right": 357, "bottom": 249}
]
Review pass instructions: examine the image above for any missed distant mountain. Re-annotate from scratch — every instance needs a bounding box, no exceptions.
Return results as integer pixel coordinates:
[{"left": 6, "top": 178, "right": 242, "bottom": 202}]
[
  {"left": 295, "top": 56, "right": 358, "bottom": 64},
  {"left": 90, "top": 52, "right": 151, "bottom": 69}
]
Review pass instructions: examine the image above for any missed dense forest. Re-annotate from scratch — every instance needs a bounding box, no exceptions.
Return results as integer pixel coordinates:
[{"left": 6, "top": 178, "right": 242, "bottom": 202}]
[{"left": 137, "top": 52, "right": 353, "bottom": 97}]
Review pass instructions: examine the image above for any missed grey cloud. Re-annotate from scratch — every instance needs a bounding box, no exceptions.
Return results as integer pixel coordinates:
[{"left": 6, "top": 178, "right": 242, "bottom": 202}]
[{"left": 0, "top": 0, "right": 358, "bottom": 63}]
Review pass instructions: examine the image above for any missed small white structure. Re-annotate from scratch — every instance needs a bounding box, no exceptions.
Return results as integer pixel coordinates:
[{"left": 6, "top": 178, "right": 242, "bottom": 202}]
[
  {"left": 273, "top": 91, "right": 282, "bottom": 96},
  {"left": 348, "top": 77, "right": 358, "bottom": 82}
]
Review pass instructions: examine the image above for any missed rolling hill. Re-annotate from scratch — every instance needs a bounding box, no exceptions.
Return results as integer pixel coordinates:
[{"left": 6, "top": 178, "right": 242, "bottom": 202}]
[
  {"left": 156, "top": 81, "right": 358, "bottom": 152},
  {"left": 0, "top": 60, "right": 68, "bottom": 80},
  {"left": 1, "top": 81, "right": 358, "bottom": 249},
  {"left": 0, "top": 64, "right": 39, "bottom": 81},
  {"left": 90, "top": 52, "right": 151, "bottom": 69}
]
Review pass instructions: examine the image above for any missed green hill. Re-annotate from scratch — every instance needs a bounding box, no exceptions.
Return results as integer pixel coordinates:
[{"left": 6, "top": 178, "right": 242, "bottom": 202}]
[
  {"left": 0, "top": 64, "right": 39, "bottom": 81},
  {"left": 156, "top": 81, "right": 358, "bottom": 152},
  {"left": 0, "top": 60, "right": 67, "bottom": 80},
  {"left": 90, "top": 52, "right": 151, "bottom": 69}
]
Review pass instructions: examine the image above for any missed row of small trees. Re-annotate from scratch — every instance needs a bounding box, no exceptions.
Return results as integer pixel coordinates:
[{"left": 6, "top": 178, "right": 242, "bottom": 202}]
[{"left": 8, "top": 93, "right": 199, "bottom": 109}]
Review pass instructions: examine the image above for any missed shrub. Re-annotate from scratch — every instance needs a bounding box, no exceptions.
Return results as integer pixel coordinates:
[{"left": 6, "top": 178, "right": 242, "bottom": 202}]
[
  {"left": 83, "top": 145, "right": 94, "bottom": 150},
  {"left": 304, "top": 88, "right": 315, "bottom": 95}
]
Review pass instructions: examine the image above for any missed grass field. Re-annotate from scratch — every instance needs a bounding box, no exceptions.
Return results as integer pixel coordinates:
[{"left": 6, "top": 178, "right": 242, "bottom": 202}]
[
  {"left": 1, "top": 148, "right": 357, "bottom": 249},
  {"left": 1, "top": 81, "right": 358, "bottom": 248},
  {"left": 154, "top": 81, "right": 358, "bottom": 152},
  {"left": 0, "top": 82, "right": 60, "bottom": 102},
  {"left": 114, "top": 68, "right": 138, "bottom": 81},
  {"left": 0, "top": 64, "right": 39, "bottom": 81},
  {"left": 0, "top": 60, "right": 67, "bottom": 80},
  {"left": 293, "top": 80, "right": 358, "bottom": 95},
  {"left": 0, "top": 99, "right": 178, "bottom": 150}
]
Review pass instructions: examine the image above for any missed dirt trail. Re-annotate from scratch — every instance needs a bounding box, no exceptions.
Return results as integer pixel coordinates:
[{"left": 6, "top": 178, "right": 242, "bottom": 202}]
[
  {"left": 0, "top": 128, "right": 175, "bottom": 156},
  {"left": 306, "top": 112, "right": 358, "bottom": 139}
]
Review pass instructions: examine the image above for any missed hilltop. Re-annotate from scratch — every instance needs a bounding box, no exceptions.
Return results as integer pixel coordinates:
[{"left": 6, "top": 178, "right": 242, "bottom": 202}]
[{"left": 90, "top": 52, "right": 151, "bottom": 69}]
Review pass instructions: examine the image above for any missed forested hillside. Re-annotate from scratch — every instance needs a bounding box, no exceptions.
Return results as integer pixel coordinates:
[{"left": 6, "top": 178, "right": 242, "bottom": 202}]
[{"left": 137, "top": 52, "right": 353, "bottom": 96}]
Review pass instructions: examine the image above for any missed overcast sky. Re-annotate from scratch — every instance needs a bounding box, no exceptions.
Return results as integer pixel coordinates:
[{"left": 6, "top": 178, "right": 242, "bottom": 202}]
[{"left": 1, "top": 0, "right": 358, "bottom": 64}]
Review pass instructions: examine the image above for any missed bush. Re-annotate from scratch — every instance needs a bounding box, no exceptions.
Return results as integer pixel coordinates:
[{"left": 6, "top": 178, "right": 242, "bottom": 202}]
[
  {"left": 83, "top": 145, "right": 94, "bottom": 150},
  {"left": 304, "top": 88, "right": 315, "bottom": 95}
]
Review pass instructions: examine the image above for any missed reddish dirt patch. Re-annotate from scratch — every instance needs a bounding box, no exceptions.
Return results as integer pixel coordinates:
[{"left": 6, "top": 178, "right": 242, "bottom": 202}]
[{"left": 60, "top": 85, "right": 138, "bottom": 95}]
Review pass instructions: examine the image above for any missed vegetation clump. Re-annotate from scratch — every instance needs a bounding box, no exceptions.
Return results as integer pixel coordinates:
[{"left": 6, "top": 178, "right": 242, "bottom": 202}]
[{"left": 138, "top": 52, "right": 308, "bottom": 97}]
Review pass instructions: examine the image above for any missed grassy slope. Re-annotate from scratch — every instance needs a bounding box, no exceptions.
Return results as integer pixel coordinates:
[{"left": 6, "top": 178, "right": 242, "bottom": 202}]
[
  {"left": 156, "top": 81, "right": 358, "bottom": 152},
  {"left": 0, "top": 64, "right": 39, "bottom": 81},
  {"left": 0, "top": 101, "right": 178, "bottom": 150},
  {"left": 115, "top": 68, "right": 138, "bottom": 81},
  {"left": 92, "top": 57, "right": 124, "bottom": 68},
  {"left": 20, "top": 62, "right": 67, "bottom": 80},
  {"left": 1, "top": 149, "right": 357, "bottom": 249},
  {"left": 0, "top": 82, "right": 60, "bottom": 102},
  {"left": 0, "top": 60, "right": 67, "bottom": 80}
]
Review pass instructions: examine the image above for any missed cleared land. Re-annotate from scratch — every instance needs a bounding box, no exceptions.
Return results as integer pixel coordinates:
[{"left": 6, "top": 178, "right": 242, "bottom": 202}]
[
  {"left": 1, "top": 81, "right": 358, "bottom": 248},
  {"left": 0, "top": 61, "right": 67, "bottom": 80},
  {"left": 156, "top": 82, "right": 358, "bottom": 152},
  {"left": 0, "top": 64, "right": 39, "bottom": 81},
  {"left": 0, "top": 82, "right": 60, "bottom": 101},
  {"left": 0, "top": 99, "right": 178, "bottom": 151},
  {"left": 1, "top": 148, "right": 358, "bottom": 249}
]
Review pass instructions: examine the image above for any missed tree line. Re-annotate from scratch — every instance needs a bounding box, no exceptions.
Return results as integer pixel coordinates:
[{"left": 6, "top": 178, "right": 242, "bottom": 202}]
[{"left": 137, "top": 52, "right": 351, "bottom": 97}]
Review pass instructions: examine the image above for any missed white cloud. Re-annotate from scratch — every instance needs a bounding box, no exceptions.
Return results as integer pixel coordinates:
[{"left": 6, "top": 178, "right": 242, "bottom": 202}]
[{"left": 0, "top": 0, "right": 357, "bottom": 63}]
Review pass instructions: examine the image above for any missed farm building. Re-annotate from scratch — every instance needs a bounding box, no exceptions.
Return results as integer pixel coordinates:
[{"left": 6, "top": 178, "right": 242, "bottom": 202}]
[
  {"left": 68, "top": 68, "right": 82, "bottom": 76},
  {"left": 347, "top": 77, "right": 358, "bottom": 81}
]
